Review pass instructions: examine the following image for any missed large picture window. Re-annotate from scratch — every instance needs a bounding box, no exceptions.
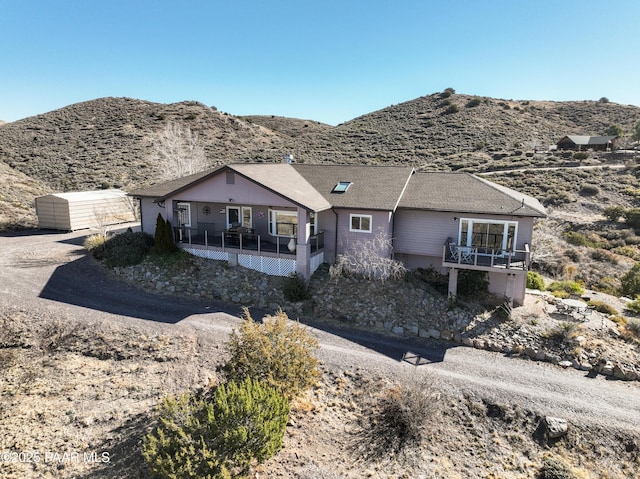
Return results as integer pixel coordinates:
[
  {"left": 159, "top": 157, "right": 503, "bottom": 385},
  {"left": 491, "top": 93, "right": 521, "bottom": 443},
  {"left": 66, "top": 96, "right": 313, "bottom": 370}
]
[
  {"left": 269, "top": 209, "right": 298, "bottom": 237},
  {"left": 350, "top": 214, "right": 372, "bottom": 233},
  {"left": 459, "top": 218, "right": 517, "bottom": 253}
]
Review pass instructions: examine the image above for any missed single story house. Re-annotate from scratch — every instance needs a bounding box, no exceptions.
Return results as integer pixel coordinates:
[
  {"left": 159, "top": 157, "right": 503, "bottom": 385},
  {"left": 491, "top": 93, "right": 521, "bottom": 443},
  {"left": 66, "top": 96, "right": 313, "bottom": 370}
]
[
  {"left": 556, "top": 135, "right": 617, "bottom": 151},
  {"left": 129, "top": 163, "right": 546, "bottom": 306},
  {"left": 35, "top": 189, "right": 136, "bottom": 231}
]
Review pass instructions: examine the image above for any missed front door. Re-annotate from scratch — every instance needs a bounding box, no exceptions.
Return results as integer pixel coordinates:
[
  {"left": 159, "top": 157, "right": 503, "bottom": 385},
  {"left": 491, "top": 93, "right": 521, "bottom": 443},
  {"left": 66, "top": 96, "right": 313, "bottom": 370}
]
[{"left": 227, "top": 206, "right": 240, "bottom": 229}]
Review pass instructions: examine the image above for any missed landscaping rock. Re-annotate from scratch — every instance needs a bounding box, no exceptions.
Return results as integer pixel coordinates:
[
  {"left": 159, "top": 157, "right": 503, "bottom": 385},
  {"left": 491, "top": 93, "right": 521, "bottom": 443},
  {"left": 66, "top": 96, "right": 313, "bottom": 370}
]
[{"left": 544, "top": 416, "right": 569, "bottom": 439}]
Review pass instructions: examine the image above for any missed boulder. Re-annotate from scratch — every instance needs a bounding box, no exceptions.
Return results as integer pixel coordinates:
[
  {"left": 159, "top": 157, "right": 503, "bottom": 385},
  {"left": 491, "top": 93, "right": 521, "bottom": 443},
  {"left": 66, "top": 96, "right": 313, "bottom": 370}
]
[{"left": 544, "top": 416, "right": 569, "bottom": 439}]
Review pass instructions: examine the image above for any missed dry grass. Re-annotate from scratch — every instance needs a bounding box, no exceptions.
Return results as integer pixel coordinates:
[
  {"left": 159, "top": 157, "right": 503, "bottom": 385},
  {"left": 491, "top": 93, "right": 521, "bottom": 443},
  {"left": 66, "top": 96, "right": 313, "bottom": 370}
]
[{"left": 1, "top": 306, "right": 639, "bottom": 478}]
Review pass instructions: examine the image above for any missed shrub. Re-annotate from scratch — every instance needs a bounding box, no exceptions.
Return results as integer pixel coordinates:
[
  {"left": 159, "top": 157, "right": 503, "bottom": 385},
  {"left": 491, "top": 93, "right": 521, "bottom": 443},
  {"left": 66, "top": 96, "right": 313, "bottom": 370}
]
[
  {"left": 537, "top": 454, "right": 580, "bottom": 479},
  {"left": 466, "top": 97, "right": 481, "bottom": 108},
  {"left": 329, "top": 231, "right": 406, "bottom": 282},
  {"left": 84, "top": 233, "right": 107, "bottom": 252},
  {"left": 354, "top": 376, "right": 441, "bottom": 459},
  {"left": 527, "top": 271, "right": 545, "bottom": 290},
  {"left": 603, "top": 206, "right": 626, "bottom": 223},
  {"left": 545, "top": 322, "right": 579, "bottom": 343},
  {"left": 222, "top": 309, "right": 319, "bottom": 399},
  {"left": 154, "top": 213, "right": 177, "bottom": 254},
  {"left": 624, "top": 208, "right": 640, "bottom": 229},
  {"left": 546, "top": 280, "right": 585, "bottom": 296},
  {"left": 143, "top": 379, "right": 289, "bottom": 479},
  {"left": 626, "top": 317, "right": 640, "bottom": 338},
  {"left": 625, "top": 297, "right": 640, "bottom": 315},
  {"left": 578, "top": 184, "right": 599, "bottom": 196},
  {"left": 89, "top": 230, "right": 154, "bottom": 267},
  {"left": 587, "top": 300, "right": 618, "bottom": 316},
  {"left": 562, "top": 231, "right": 601, "bottom": 248},
  {"left": 592, "top": 276, "right": 620, "bottom": 296},
  {"left": 573, "top": 152, "right": 589, "bottom": 161},
  {"left": 282, "top": 273, "right": 310, "bottom": 302},
  {"left": 444, "top": 104, "right": 460, "bottom": 114},
  {"left": 621, "top": 263, "right": 640, "bottom": 298}
]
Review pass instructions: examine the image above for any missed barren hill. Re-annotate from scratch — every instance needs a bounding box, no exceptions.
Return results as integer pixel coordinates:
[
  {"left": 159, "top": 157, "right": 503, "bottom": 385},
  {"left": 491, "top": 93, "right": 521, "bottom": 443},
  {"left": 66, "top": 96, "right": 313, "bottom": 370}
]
[{"left": 1, "top": 91, "right": 639, "bottom": 237}]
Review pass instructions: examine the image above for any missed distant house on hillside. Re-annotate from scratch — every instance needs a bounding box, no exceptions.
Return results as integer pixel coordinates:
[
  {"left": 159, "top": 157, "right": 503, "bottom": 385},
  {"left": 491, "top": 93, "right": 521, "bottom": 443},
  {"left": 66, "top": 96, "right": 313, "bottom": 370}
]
[
  {"left": 556, "top": 135, "right": 617, "bottom": 151},
  {"left": 129, "top": 164, "right": 546, "bottom": 306}
]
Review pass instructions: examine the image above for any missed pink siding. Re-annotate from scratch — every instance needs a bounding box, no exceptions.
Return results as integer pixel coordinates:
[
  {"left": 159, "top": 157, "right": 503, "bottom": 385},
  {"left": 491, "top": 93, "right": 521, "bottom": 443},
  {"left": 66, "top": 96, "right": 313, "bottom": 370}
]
[
  {"left": 394, "top": 209, "right": 535, "bottom": 256},
  {"left": 167, "top": 173, "right": 296, "bottom": 208},
  {"left": 335, "top": 209, "right": 393, "bottom": 257}
]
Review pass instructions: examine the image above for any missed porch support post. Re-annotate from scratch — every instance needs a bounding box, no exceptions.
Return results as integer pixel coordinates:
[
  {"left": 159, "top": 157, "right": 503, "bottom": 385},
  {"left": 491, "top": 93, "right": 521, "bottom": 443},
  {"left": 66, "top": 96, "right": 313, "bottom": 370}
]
[
  {"left": 296, "top": 209, "right": 311, "bottom": 280},
  {"left": 448, "top": 268, "right": 459, "bottom": 300},
  {"left": 504, "top": 273, "right": 515, "bottom": 307}
]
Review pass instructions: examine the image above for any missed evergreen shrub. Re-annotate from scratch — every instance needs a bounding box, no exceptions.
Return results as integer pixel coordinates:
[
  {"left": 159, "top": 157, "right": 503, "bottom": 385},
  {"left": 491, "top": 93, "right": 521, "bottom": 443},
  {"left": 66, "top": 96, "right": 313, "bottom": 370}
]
[
  {"left": 143, "top": 378, "right": 289, "bottom": 479},
  {"left": 222, "top": 309, "right": 320, "bottom": 399}
]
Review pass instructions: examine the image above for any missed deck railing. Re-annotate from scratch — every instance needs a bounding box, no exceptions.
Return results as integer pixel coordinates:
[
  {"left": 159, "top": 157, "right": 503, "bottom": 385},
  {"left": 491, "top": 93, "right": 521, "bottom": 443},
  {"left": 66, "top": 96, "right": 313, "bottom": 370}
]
[
  {"left": 442, "top": 241, "right": 530, "bottom": 271},
  {"left": 174, "top": 227, "right": 324, "bottom": 257}
]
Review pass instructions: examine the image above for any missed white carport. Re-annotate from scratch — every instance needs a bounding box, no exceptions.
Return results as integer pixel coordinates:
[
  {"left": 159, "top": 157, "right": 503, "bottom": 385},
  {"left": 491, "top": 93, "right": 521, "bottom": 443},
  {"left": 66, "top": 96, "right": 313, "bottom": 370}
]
[{"left": 35, "top": 189, "right": 136, "bottom": 231}]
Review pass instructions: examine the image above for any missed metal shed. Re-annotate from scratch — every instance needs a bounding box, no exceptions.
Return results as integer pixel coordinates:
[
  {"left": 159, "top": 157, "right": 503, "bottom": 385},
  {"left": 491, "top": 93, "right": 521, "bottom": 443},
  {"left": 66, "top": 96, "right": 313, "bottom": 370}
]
[{"left": 35, "top": 189, "right": 136, "bottom": 231}]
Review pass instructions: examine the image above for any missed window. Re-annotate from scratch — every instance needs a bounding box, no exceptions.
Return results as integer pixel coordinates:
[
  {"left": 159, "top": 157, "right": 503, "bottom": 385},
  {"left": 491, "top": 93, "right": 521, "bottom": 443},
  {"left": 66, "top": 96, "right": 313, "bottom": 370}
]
[
  {"left": 332, "top": 181, "right": 352, "bottom": 193},
  {"left": 226, "top": 171, "right": 235, "bottom": 184},
  {"left": 269, "top": 209, "right": 298, "bottom": 236},
  {"left": 459, "top": 218, "right": 517, "bottom": 253},
  {"left": 350, "top": 214, "right": 372, "bottom": 233},
  {"left": 227, "top": 206, "right": 252, "bottom": 229},
  {"left": 176, "top": 202, "right": 191, "bottom": 227}
]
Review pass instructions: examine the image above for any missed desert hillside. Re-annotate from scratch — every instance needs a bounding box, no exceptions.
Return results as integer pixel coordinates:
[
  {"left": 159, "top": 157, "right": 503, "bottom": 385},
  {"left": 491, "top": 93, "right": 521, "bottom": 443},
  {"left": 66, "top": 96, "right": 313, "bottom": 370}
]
[{"left": 1, "top": 90, "right": 640, "bottom": 290}]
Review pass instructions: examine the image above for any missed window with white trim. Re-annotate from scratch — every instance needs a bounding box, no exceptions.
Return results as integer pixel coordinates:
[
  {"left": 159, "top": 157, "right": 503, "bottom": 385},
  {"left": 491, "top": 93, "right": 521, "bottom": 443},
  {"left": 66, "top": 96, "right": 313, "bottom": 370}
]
[
  {"left": 176, "top": 202, "right": 191, "bottom": 227},
  {"left": 459, "top": 218, "right": 517, "bottom": 253},
  {"left": 269, "top": 209, "right": 298, "bottom": 237},
  {"left": 349, "top": 214, "right": 372, "bottom": 233}
]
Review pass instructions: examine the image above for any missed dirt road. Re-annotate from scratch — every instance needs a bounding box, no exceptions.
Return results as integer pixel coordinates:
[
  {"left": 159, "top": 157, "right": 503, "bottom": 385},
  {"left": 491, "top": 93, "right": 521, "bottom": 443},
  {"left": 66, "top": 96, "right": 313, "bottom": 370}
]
[{"left": 1, "top": 228, "right": 639, "bottom": 435}]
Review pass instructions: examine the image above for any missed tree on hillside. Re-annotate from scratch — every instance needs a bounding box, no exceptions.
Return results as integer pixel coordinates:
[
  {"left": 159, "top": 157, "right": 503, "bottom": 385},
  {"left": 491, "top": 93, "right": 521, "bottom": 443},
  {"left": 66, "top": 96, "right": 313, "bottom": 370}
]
[
  {"left": 606, "top": 124, "right": 623, "bottom": 138},
  {"left": 151, "top": 122, "right": 209, "bottom": 180},
  {"left": 633, "top": 120, "right": 640, "bottom": 142}
]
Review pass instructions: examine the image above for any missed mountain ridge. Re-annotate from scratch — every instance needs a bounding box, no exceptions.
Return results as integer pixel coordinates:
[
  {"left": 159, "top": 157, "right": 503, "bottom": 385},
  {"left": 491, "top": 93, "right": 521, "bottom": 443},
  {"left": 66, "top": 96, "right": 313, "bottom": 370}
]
[{"left": 0, "top": 90, "right": 639, "bottom": 229}]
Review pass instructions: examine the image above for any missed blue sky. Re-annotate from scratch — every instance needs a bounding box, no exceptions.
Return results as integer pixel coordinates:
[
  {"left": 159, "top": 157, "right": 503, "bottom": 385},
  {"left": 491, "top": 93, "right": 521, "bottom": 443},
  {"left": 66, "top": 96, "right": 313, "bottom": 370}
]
[{"left": 2, "top": 0, "right": 639, "bottom": 125}]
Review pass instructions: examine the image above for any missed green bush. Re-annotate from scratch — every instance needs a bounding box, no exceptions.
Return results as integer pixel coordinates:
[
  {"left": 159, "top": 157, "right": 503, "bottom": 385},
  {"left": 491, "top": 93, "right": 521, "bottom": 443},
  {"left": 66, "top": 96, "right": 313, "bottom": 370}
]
[
  {"left": 282, "top": 273, "right": 310, "bottom": 302},
  {"left": 573, "top": 152, "right": 589, "bottom": 161},
  {"left": 222, "top": 309, "right": 320, "bottom": 399},
  {"left": 592, "top": 276, "right": 620, "bottom": 296},
  {"left": 465, "top": 97, "right": 481, "bottom": 108},
  {"left": 527, "top": 271, "right": 545, "bottom": 290},
  {"left": 624, "top": 208, "right": 640, "bottom": 229},
  {"left": 154, "top": 213, "right": 177, "bottom": 254},
  {"left": 603, "top": 205, "right": 626, "bottom": 222},
  {"left": 89, "top": 230, "right": 154, "bottom": 267},
  {"left": 444, "top": 104, "right": 460, "bottom": 114},
  {"left": 621, "top": 263, "right": 640, "bottom": 298},
  {"left": 143, "top": 378, "right": 289, "bottom": 479},
  {"left": 562, "top": 231, "right": 601, "bottom": 248},
  {"left": 625, "top": 297, "right": 640, "bottom": 315},
  {"left": 546, "top": 280, "right": 585, "bottom": 296},
  {"left": 587, "top": 300, "right": 618, "bottom": 315}
]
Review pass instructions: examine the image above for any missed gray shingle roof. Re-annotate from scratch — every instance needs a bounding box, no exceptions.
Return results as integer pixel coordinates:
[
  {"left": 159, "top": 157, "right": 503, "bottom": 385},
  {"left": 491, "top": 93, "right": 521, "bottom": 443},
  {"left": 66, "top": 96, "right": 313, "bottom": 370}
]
[
  {"left": 293, "top": 164, "right": 414, "bottom": 211},
  {"left": 129, "top": 164, "right": 546, "bottom": 217},
  {"left": 129, "top": 164, "right": 332, "bottom": 212},
  {"left": 398, "top": 172, "right": 546, "bottom": 217}
]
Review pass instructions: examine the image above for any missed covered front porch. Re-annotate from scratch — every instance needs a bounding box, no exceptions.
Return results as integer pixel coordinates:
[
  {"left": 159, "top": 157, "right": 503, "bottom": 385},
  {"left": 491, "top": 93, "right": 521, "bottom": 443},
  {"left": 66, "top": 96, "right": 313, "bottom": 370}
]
[{"left": 174, "top": 225, "right": 326, "bottom": 277}]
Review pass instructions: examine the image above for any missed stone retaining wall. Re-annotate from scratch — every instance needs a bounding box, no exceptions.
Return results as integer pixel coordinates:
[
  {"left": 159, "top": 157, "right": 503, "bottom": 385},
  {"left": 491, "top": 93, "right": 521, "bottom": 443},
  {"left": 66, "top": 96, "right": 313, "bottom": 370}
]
[{"left": 112, "top": 255, "right": 639, "bottom": 382}]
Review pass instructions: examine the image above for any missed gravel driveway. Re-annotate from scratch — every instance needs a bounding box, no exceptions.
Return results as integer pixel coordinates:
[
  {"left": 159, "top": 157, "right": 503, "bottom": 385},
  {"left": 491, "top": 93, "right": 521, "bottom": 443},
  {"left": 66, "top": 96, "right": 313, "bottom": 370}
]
[{"left": 1, "top": 228, "right": 639, "bottom": 434}]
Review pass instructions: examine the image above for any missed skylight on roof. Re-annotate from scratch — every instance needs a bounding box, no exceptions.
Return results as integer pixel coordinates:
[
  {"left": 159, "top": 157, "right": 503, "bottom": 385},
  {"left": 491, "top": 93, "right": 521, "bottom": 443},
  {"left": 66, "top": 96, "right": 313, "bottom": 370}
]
[{"left": 332, "top": 181, "right": 352, "bottom": 193}]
